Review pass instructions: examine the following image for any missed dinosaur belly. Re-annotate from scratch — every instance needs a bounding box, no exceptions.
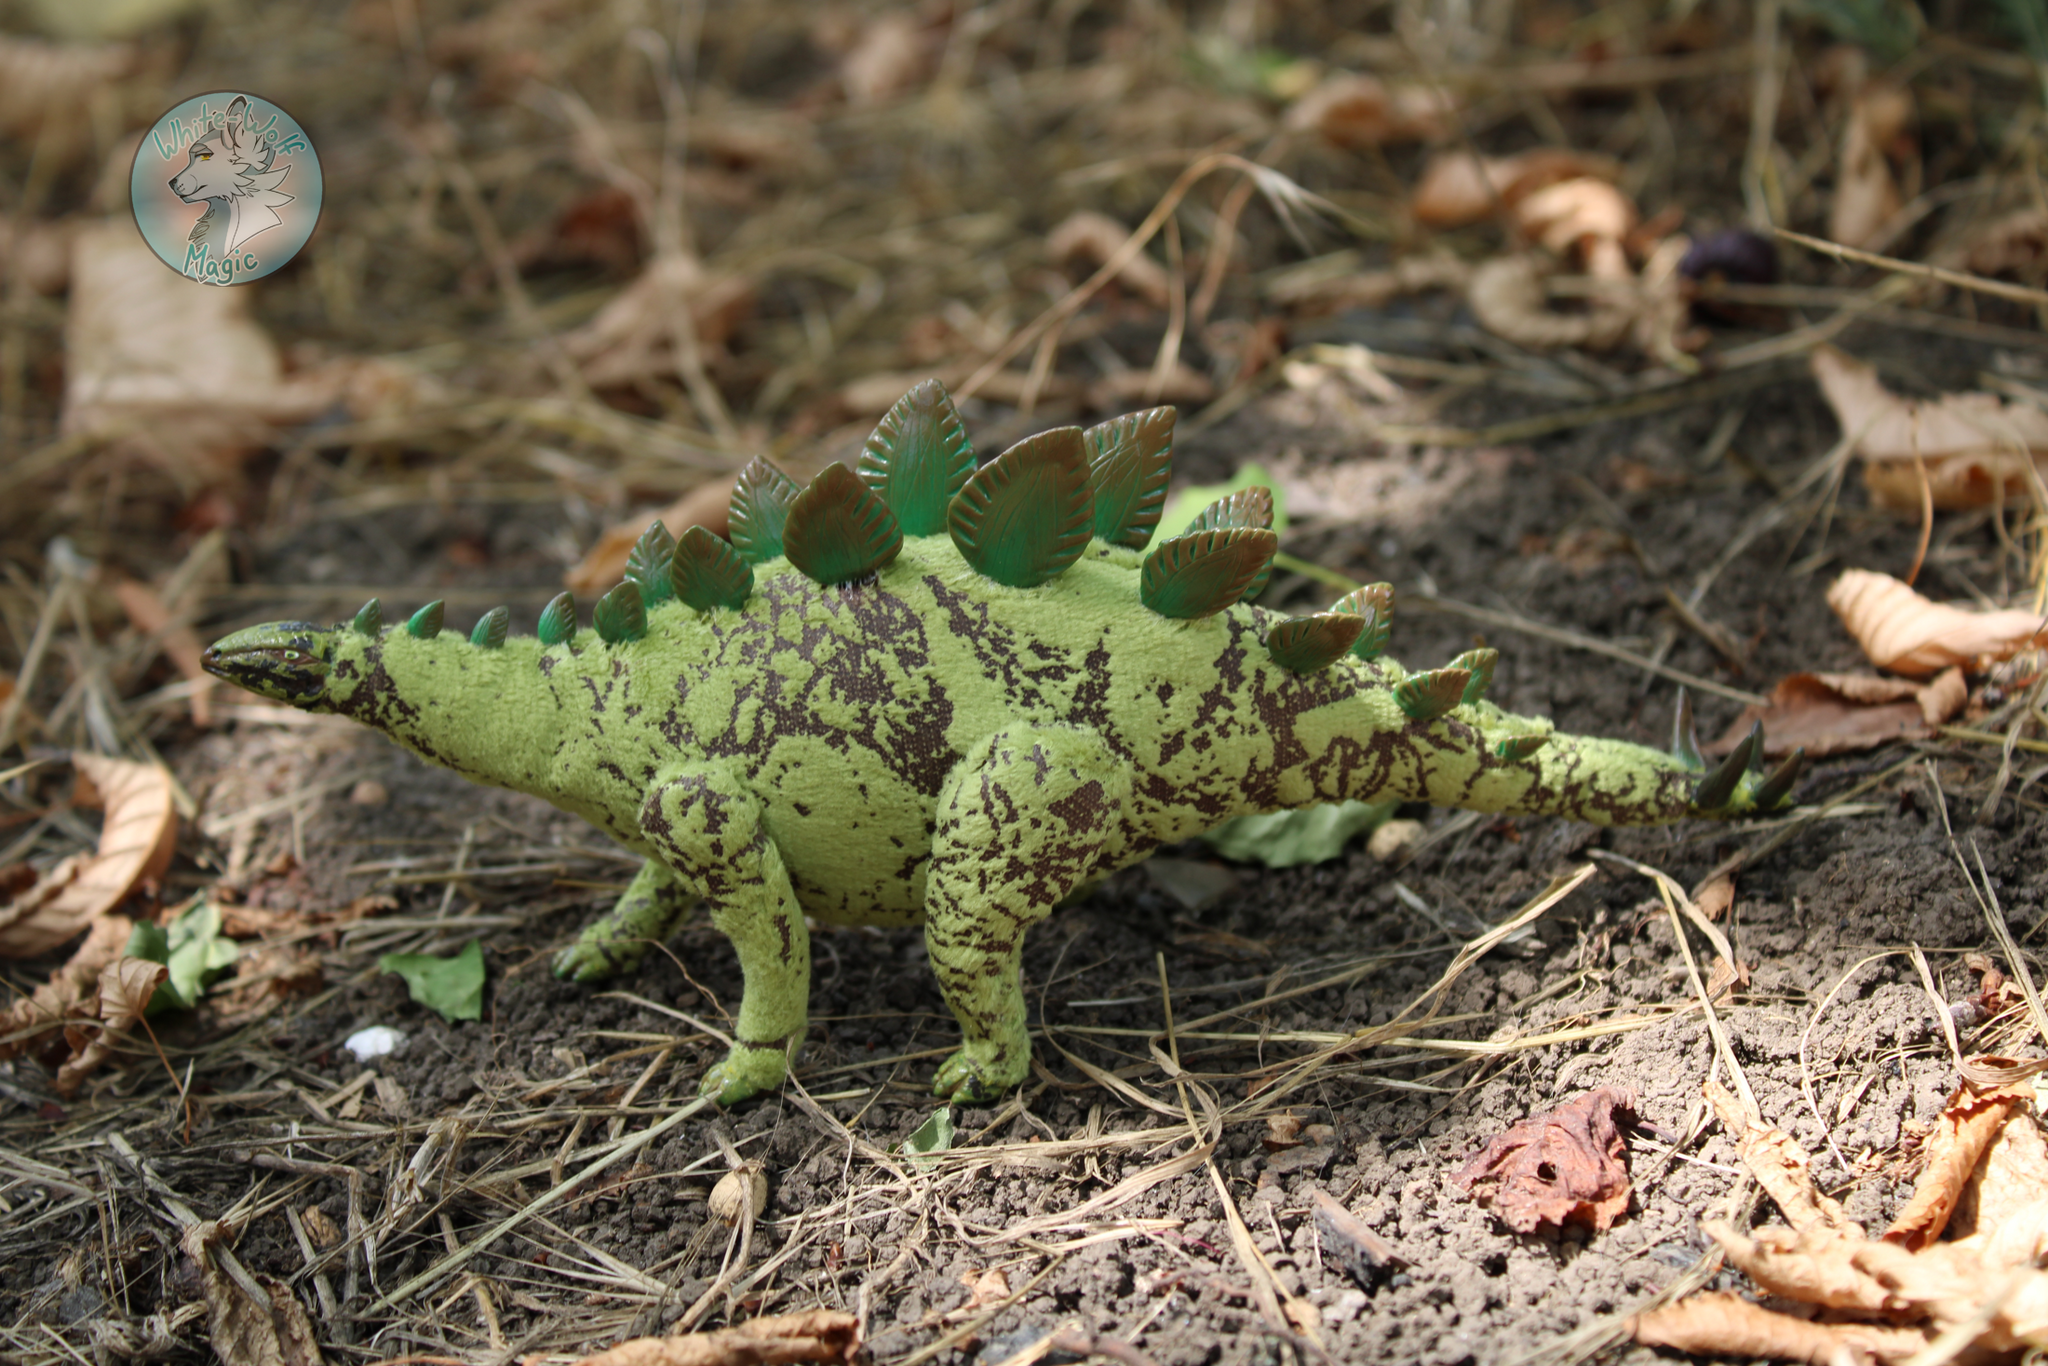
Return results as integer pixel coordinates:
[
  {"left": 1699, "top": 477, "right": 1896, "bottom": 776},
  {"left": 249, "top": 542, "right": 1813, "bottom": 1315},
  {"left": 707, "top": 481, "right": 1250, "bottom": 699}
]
[{"left": 755, "top": 733, "right": 932, "bottom": 927}]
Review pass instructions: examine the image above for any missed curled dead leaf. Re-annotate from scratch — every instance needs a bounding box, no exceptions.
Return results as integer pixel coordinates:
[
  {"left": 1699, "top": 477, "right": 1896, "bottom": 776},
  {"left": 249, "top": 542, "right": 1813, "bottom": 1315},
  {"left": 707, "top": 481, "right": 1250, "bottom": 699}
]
[
  {"left": 180, "top": 1221, "right": 326, "bottom": 1366},
  {"left": 1046, "top": 211, "right": 1172, "bottom": 309},
  {"left": 1633, "top": 1292, "right": 1932, "bottom": 1365},
  {"left": 0, "top": 913, "right": 132, "bottom": 1061},
  {"left": 1467, "top": 254, "right": 1632, "bottom": 351},
  {"left": 1281, "top": 72, "right": 1453, "bottom": 148},
  {"left": 1514, "top": 177, "right": 1637, "bottom": 277},
  {"left": 1829, "top": 84, "right": 1915, "bottom": 250},
  {"left": 562, "top": 1308, "right": 859, "bottom": 1366},
  {"left": 1410, "top": 148, "right": 1620, "bottom": 228},
  {"left": 707, "top": 1162, "right": 767, "bottom": 1226},
  {"left": 1827, "top": 569, "right": 2047, "bottom": 677},
  {"left": 0, "top": 753, "right": 176, "bottom": 958},
  {"left": 1706, "top": 669, "right": 1967, "bottom": 759},
  {"left": 1811, "top": 345, "right": 2048, "bottom": 511},
  {"left": 55, "top": 955, "right": 166, "bottom": 1095},
  {"left": 1453, "top": 1087, "right": 1637, "bottom": 1232},
  {"left": 1884, "top": 1083, "right": 2033, "bottom": 1251}
]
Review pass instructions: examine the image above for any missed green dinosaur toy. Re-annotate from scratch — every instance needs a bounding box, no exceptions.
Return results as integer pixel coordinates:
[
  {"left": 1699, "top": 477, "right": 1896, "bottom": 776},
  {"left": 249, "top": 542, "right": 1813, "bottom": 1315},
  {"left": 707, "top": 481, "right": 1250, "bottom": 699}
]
[{"left": 202, "top": 380, "right": 1802, "bottom": 1105}]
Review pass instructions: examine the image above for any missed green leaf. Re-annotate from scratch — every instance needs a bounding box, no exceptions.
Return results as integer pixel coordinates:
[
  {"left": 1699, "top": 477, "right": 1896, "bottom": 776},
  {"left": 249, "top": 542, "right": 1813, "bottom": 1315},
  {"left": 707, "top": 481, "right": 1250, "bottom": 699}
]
[
  {"left": 1139, "top": 528, "right": 1277, "bottom": 620},
  {"left": 594, "top": 580, "right": 647, "bottom": 644},
  {"left": 670, "top": 525, "right": 753, "bottom": 612},
  {"left": 1200, "top": 800, "right": 1399, "bottom": 868},
  {"left": 728, "top": 457, "right": 801, "bottom": 564},
  {"left": 899, "top": 1107, "right": 954, "bottom": 1169},
  {"left": 538, "top": 591, "right": 578, "bottom": 646},
  {"left": 127, "top": 901, "right": 238, "bottom": 1015},
  {"left": 1084, "top": 406, "right": 1175, "bottom": 548},
  {"left": 1265, "top": 612, "right": 1366, "bottom": 673},
  {"left": 949, "top": 427, "right": 1093, "bottom": 588},
  {"left": 783, "top": 462, "right": 904, "bottom": 586},
  {"left": 857, "top": 379, "right": 976, "bottom": 536},
  {"left": 379, "top": 940, "right": 485, "bottom": 1022},
  {"left": 626, "top": 522, "right": 678, "bottom": 606}
]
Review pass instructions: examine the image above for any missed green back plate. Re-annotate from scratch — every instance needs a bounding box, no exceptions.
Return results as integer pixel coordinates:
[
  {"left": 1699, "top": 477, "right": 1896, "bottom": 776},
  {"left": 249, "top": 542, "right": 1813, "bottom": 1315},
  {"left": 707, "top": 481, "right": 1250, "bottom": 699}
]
[
  {"left": 1394, "top": 667, "right": 1469, "bottom": 721},
  {"left": 1495, "top": 734, "right": 1548, "bottom": 761},
  {"left": 594, "top": 580, "right": 647, "bottom": 644},
  {"left": 948, "top": 427, "right": 1093, "bottom": 588},
  {"left": 351, "top": 598, "right": 381, "bottom": 636},
  {"left": 671, "top": 524, "right": 753, "bottom": 612},
  {"left": 728, "top": 457, "right": 801, "bottom": 564},
  {"left": 1188, "top": 485, "right": 1276, "bottom": 601},
  {"left": 1265, "top": 612, "right": 1367, "bottom": 673},
  {"left": 1447, "top": 647, "right": 1497, "bottom": 705},
  {"left": 857, "top": 379, "right": 976, "bottom": 537},
  {"left": 626, "top": 522, "right": 678, "bottom": 606},
  {"left": 1084, "top": 406, "right": 1175, "bottom": 549},
  {"left": 783, "top": 462, "right": 904, "bottom": 586},
  {"left": 469, "top": 606, "right": 509, "bottom": 649},
  {"left": 1139, "top": 528, "right": 1278, "bottom": 620},
  {"left": 406, "top": 601, "right": 444, "bottom": 639},
  {"left": 1331, "top": 583, "right": 1394, "bottom": 660},
  {"left": 537, "top": 592, "right": 577, "bottom": 646}
]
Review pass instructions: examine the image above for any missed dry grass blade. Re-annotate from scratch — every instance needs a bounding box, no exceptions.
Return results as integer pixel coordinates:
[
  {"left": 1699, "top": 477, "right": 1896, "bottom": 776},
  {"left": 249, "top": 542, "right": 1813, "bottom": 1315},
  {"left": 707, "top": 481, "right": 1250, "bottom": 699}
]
[{"left": 1776, "top": 226, "right": 2048, "bottom": 309}]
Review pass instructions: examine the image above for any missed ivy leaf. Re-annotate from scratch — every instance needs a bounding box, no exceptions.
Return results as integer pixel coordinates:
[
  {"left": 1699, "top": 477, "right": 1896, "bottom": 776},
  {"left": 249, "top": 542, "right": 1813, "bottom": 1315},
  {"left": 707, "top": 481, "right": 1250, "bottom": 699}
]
[{"left": 899, "top": 1107, "right": 954, "bottom": 1169}]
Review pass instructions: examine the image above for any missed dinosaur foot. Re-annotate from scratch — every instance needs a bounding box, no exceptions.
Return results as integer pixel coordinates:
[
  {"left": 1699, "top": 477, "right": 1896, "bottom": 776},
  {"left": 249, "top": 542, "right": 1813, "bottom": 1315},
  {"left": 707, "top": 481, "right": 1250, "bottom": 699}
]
[
  {"left": 932, "top": 1040, "right": 1027, "bottom": 1103},
  {"left": 1686, "top": 717, "right": 1806, "bottom": 816},
  {"left": 551, "top": 937, "right": 645, "bottom": 984},
  {"left": 697, "top": 1039, "right": 793, "bottom": 1107}
]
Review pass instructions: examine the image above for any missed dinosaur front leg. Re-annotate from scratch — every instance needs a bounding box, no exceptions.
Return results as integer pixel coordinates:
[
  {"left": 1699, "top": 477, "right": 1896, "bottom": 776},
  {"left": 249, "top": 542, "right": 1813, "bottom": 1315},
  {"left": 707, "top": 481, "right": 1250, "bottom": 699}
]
[
  {"left": 554, "top": 857, "right": 694, "bottom": 983},
  {"left": 925, "top": 726, "right": 1131, "bottom": 1102},
  {"left": 636, "top": 765, "right": 811, "bottom": 1106}
]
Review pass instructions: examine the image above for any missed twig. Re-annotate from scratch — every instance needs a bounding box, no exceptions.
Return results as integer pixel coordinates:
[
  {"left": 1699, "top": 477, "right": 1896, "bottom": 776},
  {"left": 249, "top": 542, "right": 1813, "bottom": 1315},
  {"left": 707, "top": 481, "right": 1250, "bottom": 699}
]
[{"left": 1774, "top": 226, "right": 2048, "bottom": 310}]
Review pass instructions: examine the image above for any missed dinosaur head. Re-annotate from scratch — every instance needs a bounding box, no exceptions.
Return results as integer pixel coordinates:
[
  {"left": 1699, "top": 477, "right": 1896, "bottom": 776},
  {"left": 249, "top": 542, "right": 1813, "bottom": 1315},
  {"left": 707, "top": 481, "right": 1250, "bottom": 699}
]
[{"left": 201, "top": 621, "right": 337, "bottom": 706}]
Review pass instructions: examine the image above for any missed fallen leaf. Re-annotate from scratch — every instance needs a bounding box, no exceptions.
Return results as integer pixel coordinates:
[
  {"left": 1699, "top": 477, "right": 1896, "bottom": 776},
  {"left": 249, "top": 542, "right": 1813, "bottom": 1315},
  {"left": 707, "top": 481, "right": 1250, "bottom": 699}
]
[
  {"left": 1827, "top": 569, "right": 2047, "bottom": 677},
  {"left": 0, "top": 752, "right": 177, "bottom": 957},
  {"left": 707, "top": 1163, "right": 768, "bottom": 1226},
  {"left": 1453, "top": 1087, "right": 1638, "bottom": 1232},
  {"left": 1829, "top": 84, "right": 1914, "bottom": 250},
  {"left": 900, "top": 1107, "right": 953, "bottom": 1169},
  {"left": 55, "top": 955, "right": 165, "bottom": 1094},
  {"left": 560, "top": 251, "right": 754, "bottom": 391},
  {"left": 1705, "top": 669, "right": 1967, "bottom": 758},
  {"left": 566, "top": 478, "right": 738, "bottom": 595},
  {"left": 211, "top": 944, "right": 324, "bottom": 1026},
  {"left": 1704, "top": 1078, "right": 1850, "bottom": 1234},
  {"left": 1046, "top": 211, "right": 1172, "bottom": 308},
  {"left": 1633, "top": 1292, "right": 1932, "bottom": 1365},
  {"left": 1514, "top": 177, "right": 1637, "bottom": 278},
  {"left": 1949, "top": 206, "right": 2048, "bottom": 281},
  {"left": 1410, "top": 148, "right": 1620, "bottom": 228},
  {"left": 0, "top": 913, "right": 133, "bottom": 1061},
  {"left": 1884, "top": 1083, "right": 2032, "bottom": 1251},
  {"left": 180, "top": 1221, "right": 326, "bottom": 1366},
  {"left": 1810, "top": 345, "right": 2048, "bottom": 511},
  {"left": 1281, "top": 72, "right": 1453, "bottom": 148},
  {"left": 1467, "top": 253, "right": 1634, "bottom": 351},
  {"left": 959, "top": 1267, "right": 1009, "bottom": 1309},
  {"left": 378, "top": 940, "right": 484, "bottom": 1021},
  {"left": 839, "top": 11, "right": 930, "bottom": 107},
  {"left": 561, "top": 1309, "right": 860, "bottom": 1366}
]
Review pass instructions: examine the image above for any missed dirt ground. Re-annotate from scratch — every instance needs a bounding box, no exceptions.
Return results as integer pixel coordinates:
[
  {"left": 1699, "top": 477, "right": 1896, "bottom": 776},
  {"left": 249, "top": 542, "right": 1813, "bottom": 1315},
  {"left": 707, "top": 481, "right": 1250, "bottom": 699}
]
[{"left": 5, "top": 2, "right": 2048, "bottom": 1365}]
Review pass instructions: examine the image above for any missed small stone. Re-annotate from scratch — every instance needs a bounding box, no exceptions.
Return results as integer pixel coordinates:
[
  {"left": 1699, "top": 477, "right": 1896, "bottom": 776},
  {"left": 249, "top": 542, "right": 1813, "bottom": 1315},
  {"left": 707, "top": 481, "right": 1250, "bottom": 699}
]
[
  {"left": 350, "top": 779, "right": 389, "bottom": 806},
  {"left": 1367, "top": 819, "right": 1424, "bottom": 862}
]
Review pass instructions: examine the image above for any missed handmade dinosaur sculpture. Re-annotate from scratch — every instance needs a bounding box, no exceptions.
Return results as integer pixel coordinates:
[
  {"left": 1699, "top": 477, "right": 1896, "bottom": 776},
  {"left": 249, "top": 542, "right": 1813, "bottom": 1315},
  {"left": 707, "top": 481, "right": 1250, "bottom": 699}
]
[{"left": 203, "top": 380, "right": 1803, "bottom": 1104}]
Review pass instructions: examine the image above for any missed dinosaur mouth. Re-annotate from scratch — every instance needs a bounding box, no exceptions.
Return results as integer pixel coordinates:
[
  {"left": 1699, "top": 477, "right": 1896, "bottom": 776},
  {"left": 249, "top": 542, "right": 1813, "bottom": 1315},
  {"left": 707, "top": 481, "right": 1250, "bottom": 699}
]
[{"left": 200, "top": 622, "right": 332, "bottom": 702}]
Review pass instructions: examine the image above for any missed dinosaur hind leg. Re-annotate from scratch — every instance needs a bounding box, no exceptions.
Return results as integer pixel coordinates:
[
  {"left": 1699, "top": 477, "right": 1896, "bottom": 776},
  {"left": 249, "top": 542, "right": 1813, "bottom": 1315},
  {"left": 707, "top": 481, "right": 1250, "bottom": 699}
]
[
  {"left": 925, "top": 726, "right": 1130, "bottom": 1102},
  {"left": 554, "top": 856, "right": 693, "bottom": 983}
]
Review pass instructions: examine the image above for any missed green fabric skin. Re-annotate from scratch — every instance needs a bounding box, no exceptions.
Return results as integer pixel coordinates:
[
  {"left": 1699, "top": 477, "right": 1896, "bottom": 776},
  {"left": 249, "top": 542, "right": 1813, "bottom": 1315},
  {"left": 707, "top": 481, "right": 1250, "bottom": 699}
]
[{"left": 203, "top": 535, "right": 1772, "bottom": 1107}]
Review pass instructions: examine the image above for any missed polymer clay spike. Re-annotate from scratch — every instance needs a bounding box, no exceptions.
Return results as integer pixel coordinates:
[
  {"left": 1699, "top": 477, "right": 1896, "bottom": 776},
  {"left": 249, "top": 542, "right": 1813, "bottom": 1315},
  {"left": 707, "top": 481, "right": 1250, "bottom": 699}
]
[
  {"left": 1330, "top": 583, "right": 1394, "bottom": 660},
  {"left": 783, "top": 462, "right": 903, "bottom": 586},
  {"left": 1448, "top": 648, "right": 1498, "bottom": 705},
  {"left": 470, "top": 606, "right": 509, "bottom": 649},
  {"left": 1139, "top": 528, "right": 1278, "bottom": 620},
  {"left": 406, "top": 600, "right": 444, "bottom": 639},
  {"left": 1670, "top": 687, "right": 1705, "bottom": 770},
  {"left": 351, "top": 598, "right": 382, "bottom": 636},
  {"left": 1265, "top": 613, "right": 1366, "bottom": 673},
  {"left": 670, "top": 524, "right": 753, "bottom": 612},
  {"left": 537, "top": 591, "right": 577, "bottom": 646},
  {"left": 1084, "top": 406, "right": 1174, "bottom": 549},
  {"left": 1495, "top": 734, "right": 1548, "bottom": 761},
  {"left": 728, "top": 456, "right": 802, "bottom": 564},
  {"left": 1188, "top": 485, "right": 1276, "bottom": 601},
  {"left": 948, "top": 427, "right": 1093, "bottom": 588},
  {"left": 1693, "top": 722, "right": 1760, "bottom": 810},
  {"left": 857, "top": 379, "right": 976, "bottom": 536},
  {"left": 625, "top": 521, "right": 678, "bottom": 606},
  {"left": 1394, "top": 667, "right": 1471, "bottom": 721},
  {"left": 594, "top": 580, "right": 647, "bottom": 644},
  {"left": 1753, "top": 747, "right": 1807, "bottom": 810}
]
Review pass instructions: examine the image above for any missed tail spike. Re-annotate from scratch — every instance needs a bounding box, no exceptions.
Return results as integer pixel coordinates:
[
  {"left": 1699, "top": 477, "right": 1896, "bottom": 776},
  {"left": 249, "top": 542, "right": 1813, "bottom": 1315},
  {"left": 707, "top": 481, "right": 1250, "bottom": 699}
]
[
  {"left": 1494, "top": 734, "right": 1547, "bottom": 761},
  {"left": 538, "top": 592, "right": 578, "bottom": 646},
  {"left": 1394, "top": 667, "right": 1471, "bottom": 721},
  {"left": 1266, "top": 612, "right": 1366, "bottom": 673},
  {"left": 351, "top": 598, "right": 382, "bottom": 636},
  {"left": 1331, "top": 583, "right": 1393, "bottom": 660},
  {"left": 1671, "top": 687, "right": 1705, "bottom": 770},
  {"left": 406, "top": 601, "right": 444, "bottom": 639},
  {"left": 626, "top": 522, "right": 678, "bottom": 606},
  {"left": 470, "top": 606, "right": 509, "bottom": 648},
  {"left": 594, "top": 580, "right": 647, "bottom": 644},
  {"left": 1448, "top": 648, "right": 1497, "bottom": 705},
  {"left": 1753, "top": 747, "right": 1806, "bottom": 810},
  {"left": 1693, "top": 722, "right": 1760, "bottom": 810}
]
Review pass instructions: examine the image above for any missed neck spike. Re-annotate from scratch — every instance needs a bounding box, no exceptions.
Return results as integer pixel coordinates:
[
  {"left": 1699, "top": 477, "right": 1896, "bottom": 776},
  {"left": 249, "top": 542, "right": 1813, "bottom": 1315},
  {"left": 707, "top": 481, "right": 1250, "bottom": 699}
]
[
  {"left": 782, "top": 462, "right": 903, "bottom": 586},
  {"left": 351, "top": 598, "right": 382, "bottom": 636},
  {"left": 858, "top": 379, "right": 976, "bottom": 536},
  {"left": 729, "top": 457, "right": 802, "bottom": 564},
  {"left": 538, "top": 592, "right": 577, "bottom": 646},
  {"left": 595, "top": 580, "right": 647, "bottom": 644},
  {"left": 671, "top": 525, "right": 752, "bottom": 611},
  {"left": 626, "top": 522, "right": 677, "bottom": 605},
  {"left": 470, "top": 606, "right": 509, "bottom": 648},
  {"left": 407, "top": 601, "right": 444, "bottom": 639}
]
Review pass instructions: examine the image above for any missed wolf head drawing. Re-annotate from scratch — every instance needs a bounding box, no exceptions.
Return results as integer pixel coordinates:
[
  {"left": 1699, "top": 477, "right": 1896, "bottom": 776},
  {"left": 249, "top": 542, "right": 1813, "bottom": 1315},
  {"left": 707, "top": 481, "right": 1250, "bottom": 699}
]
[{"left": 169, "top": 95, "right": 294, "bottom": 257}]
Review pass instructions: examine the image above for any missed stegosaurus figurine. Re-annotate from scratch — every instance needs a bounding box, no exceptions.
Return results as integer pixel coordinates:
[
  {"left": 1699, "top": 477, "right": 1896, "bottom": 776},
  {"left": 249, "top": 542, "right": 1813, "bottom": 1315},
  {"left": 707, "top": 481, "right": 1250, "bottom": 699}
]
[{"left": 203, "top": 381, "right": 1802, "bottom": 1104}]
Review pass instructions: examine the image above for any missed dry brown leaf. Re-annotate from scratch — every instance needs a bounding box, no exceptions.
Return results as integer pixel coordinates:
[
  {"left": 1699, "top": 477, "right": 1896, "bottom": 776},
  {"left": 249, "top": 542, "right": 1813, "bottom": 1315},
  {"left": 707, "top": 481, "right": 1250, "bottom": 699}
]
[
  {"left": 958, "top": 1267, "right": 1009, "bottom": 1309},
  {"left": 1705, "top": 1078, "right": 1850, "bottom": 1234},
  {"left": 1827, "top": 569, "right": 2047, "bottom": 677},
  {"left": 566, "top": 479, "right": 740, "bottom": 596},
  {"left": 210, "top": 944, "right": 324, "bottom": 1026},
  {"left": 1410, "top": 148, "right": 1619, "bottom": 228},
  {"left": 1884, "top": 1083, "right": 2031, "bottom": 1251},
  {"left": 562, "top": 1308, "right": 860, "bottom": 1366},
  {"left": 0, "top": 913, "right": 132, "bottom": 1061},
  {"left": 1706, "top": 669, "right": 1967, "bottom": 759},
  {"left": 561, "top": 252, "right": 754, "bottom": 391},
  {"left": 180, "top": 1221, "right": 325, "bottom": 1366},
  {"left": 1467, "top": 254, "right": 1632, "bottom": 351},
  {"left": 1829, "top": 84, "right": 1914, "bottom": 250},
  {"left": 1281, "top": 72, "right": 1453, "bottom": 148},
  {"left": 1633, "top": 1292, "right": 1932, "bottom": 1365},
  {"left": 1810, "top": 345, "right": 2048, "bottom": 511},
  {"left": 55, "top": 955, "right": 165, "bottom": 1095},
  {"left": 1514, "top": 177, "right": 1637, "bottom": 277},
  {"left": 0, "top": 753, "right": 176, "bottom": 958},
  {"left": 1453, "top": 1087, "right": 1637, "bottom": 1232},
  {"left": 1046, "top": 211, "right": 1172, "bottom": 308},
  {"left": 1950, "top": 207, "right": 2048, "bottom": 281}
]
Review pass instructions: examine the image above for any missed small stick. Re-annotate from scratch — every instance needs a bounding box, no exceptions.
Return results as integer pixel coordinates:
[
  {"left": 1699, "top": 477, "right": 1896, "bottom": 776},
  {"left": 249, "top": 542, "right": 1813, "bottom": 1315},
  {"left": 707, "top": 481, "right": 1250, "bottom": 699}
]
[{"left": 1774, "top": 225, "right": 2048, "bottom": 309}]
